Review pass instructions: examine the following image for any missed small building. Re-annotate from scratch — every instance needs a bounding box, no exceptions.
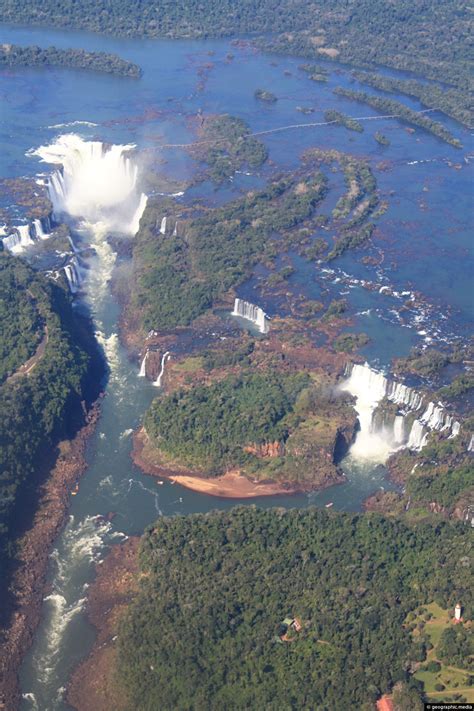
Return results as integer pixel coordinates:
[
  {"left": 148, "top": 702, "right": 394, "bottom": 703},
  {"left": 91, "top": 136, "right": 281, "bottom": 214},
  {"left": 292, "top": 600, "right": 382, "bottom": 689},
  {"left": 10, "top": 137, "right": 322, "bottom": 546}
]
[
  {"left": 279, "top": 616, "right": 302, "bottom": 641},
  {"left": 376, "top": 696, "right": 394, "bottom": 711}
]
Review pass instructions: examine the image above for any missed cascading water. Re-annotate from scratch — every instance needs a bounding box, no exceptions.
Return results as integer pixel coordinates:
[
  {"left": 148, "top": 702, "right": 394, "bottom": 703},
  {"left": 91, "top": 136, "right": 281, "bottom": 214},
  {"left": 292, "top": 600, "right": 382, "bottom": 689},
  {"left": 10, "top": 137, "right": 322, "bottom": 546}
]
[
  {"left": 33, "top": 218, "right": 50, "bottom": 240},
  {"left": 138, "top": 350, "right": 148, "bottom": 378},
  {"left": 159, "top": 216, "right": 167, "bottom": 234},
  {"left": 32, "top": 134, "right": 147, "bottom": 235},
  {"left": 18, "top": 134, "right": 148, "bottom": 708},
  {"left": 232, "top": 298, "right": 269, "bottom": 334},
  {"left": 341, "top": 363, "right": 461, "bottom": 463},
  {"left": 154, "top": 351, "right": 170, "bottom": 387}
]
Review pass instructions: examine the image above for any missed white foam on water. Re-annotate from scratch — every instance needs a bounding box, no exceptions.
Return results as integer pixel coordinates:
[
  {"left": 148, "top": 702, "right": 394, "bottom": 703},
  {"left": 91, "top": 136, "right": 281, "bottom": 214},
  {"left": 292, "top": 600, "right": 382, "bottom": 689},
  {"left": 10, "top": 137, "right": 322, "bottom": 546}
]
[{"left": 31, "top": 134, "right": 147, "bottom": 235}]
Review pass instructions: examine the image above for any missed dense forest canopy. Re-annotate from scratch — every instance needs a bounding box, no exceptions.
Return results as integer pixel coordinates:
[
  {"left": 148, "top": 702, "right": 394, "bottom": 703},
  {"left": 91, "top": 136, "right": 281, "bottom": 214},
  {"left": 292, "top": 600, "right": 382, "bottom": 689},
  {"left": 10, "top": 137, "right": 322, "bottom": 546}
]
[
  {"left": 145, "top": 371, "right": 310, "bottom": 473},
  {"left": 0, "top": 253, "right": 97, "bottom": 565},
  {"left": 1, "top": 0, "right": 470, "bottom": 93},
  {"left": 117, "top": 506, "right": 472, "bottom": 710},
  {"left": 0, "top": 44, "right": 141, "bottom": 76}
]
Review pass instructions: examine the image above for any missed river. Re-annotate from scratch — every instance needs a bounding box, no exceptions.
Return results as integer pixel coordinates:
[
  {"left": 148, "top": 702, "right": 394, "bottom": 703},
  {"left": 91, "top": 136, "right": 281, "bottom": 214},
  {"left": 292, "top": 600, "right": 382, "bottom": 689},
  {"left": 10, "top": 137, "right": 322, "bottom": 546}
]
[{"left": 0, "top": 22, "right": 471, "bottom": 710}]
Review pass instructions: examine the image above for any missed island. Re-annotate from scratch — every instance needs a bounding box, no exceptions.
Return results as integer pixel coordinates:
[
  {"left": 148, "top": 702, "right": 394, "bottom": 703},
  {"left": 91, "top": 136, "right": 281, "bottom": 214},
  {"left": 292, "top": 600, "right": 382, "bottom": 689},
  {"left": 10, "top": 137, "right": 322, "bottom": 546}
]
[{"left": 0, "top": 43, "right": 142, "bottom": 77}]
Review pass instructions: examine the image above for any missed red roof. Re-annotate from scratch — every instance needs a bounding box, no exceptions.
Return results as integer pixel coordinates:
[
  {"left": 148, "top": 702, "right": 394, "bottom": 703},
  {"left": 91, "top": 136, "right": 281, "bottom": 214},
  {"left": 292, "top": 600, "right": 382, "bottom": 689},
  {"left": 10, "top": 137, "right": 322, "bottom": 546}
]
[{"left": 376, "top": 697, "right": 394, "bottom": 711}]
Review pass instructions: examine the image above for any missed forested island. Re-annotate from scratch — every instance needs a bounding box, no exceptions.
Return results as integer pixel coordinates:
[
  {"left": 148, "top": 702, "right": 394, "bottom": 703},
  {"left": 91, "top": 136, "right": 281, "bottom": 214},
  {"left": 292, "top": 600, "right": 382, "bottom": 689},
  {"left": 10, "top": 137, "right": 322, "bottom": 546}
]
[
  {"left": 0, "top": 43, "right": 141, "bottom": 77},
  {"left": 69, "top": 507, "right": 472, "bottom": 711},
  {"left": 140, "top": 369, "right": 356, "bottom": 491},
  {"left": 188, "top": 114, "right": 268, "bottom": 183},
  {"left": 325, "top": 109, "right": 364, "bottom": 133},
  {"left": 352, "top": 71, "right": 471, "bottom": 128},
  {"left": 125, "top": 138, "right": 381, "bottom": 337},
  {"left": 0, "top": 0, "right": 469, "bottom": 129},
  {"left": 333, "top": 88, "right": 462, "bottom": 148}
]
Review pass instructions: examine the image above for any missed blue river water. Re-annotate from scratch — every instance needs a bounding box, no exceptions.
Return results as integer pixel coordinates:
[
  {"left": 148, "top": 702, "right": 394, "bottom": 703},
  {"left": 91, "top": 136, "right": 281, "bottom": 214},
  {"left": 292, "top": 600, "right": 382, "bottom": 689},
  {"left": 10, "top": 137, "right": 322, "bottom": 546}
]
[{"left": 0, "top": 22, "right": 472, "bottom": 709}]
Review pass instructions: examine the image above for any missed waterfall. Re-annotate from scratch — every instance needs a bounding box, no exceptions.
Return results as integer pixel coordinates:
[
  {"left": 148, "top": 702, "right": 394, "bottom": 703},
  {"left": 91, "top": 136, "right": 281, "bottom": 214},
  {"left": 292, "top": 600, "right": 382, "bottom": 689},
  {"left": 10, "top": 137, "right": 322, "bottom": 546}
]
[
  {"left": 32, "top": 134, "right": 147, "bottom": 235},
  {"left": 407, "top": 420, "right": 428, "bottom": 450},
  {"left": 138, "top": 351, "right": 148, "bottom": 378},
  {"left": 2, "top": 231, "right": 22, "bottom": 253},
  {"left": 153, "top": 352, "right": 170, "bottom": 387},
  {"left": 63, "top": 257, "right": 82, "bottom": 293},
  {"left": 159, "top": 216, "right": 167, "bottom": 235},
  {"left": 172, "top": 220, "right": 178, "bottom": 237},
  {"left": 393, "top": 415, "right": 405, "bottom": 444},
  {"left": 2, "top": 224, "right": 36, "bottom": 253},
  {"left": 232, "top": 298, "right": 269, "bottom": 334},
  {"left": 341, "top": 362, "right": 461, "bottom": 462},
  {"left": 468, "top": 434, "right": 474, "bottom": 452},
  {"left": 17, "top": 224, "right": 35, "bottom": 248},
  {"left": 33, "top": 218, "right": 50, "bottom": 240}
]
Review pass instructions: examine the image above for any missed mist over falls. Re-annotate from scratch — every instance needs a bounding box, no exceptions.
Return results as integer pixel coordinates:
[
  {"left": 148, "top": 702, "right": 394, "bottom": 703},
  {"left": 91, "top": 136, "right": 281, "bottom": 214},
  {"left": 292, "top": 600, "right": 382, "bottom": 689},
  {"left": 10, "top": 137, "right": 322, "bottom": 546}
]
[
  {"left": 33, "top": 133, "right": 147, "bottom": 236},
  {"left": 341, "top": 363, "right": 461, "bottom": 463}
]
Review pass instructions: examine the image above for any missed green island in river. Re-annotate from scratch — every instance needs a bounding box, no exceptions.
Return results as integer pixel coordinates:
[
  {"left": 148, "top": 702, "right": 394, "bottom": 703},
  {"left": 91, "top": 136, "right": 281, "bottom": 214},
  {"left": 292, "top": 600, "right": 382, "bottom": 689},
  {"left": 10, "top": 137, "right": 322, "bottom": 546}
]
[{"left": 0, "top": 1, "right": 472, "bottom": 710}]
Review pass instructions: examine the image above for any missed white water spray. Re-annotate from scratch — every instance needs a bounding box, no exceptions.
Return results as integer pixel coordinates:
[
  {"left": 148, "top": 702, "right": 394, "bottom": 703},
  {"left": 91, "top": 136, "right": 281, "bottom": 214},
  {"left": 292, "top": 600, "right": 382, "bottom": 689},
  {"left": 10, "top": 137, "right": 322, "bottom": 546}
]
[
  {"left": 154, "top": 351, "right": 170, "bottom": 387},
  {"left": 341, "top": 363, "right": 460, "bottom": 463},
  {"left": 232, "top": 298, "right": 269, "bottom": 334},
  {"left": 32, "top": 134, "right": 147, "bottom": 235}
]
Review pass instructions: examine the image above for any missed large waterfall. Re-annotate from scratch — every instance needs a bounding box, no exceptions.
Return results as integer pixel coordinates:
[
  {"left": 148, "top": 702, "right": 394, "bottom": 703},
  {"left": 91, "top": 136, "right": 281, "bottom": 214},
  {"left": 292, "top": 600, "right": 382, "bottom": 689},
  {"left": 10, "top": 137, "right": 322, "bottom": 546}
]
[
  {"left": 341, "top": 363, "right": 461, "bottom": 462},
  {"left": 232, "top": 298, "right": 269, "bottom": 334},
  {"left": 32, "top": 134, "right": 147, "bottom": 235}
]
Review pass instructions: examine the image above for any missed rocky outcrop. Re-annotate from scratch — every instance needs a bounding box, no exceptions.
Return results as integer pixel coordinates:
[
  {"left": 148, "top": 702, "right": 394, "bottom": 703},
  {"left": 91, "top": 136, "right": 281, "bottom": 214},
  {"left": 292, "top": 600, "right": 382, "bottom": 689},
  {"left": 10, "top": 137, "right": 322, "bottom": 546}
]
[{"left": 243, "top": 441, "right": 285, "bottom": 458}]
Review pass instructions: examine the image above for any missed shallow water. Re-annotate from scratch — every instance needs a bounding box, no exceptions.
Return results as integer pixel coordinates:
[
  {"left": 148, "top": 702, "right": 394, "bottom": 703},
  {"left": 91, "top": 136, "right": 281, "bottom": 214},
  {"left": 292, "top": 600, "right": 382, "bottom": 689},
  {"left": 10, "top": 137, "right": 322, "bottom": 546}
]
[{"left": 0, "top": 23, "right": 471, "bottom": 709}]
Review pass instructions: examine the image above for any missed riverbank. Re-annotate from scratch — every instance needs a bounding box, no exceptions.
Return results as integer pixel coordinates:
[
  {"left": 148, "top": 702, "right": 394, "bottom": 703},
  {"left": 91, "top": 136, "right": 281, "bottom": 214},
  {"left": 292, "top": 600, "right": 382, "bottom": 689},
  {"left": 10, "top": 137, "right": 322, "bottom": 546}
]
[
  {"left": 132, "top": 427, "right": 310, "bottom": 498},
  {"left": 66, "top": 538, "right": 139, "bottom": 711},
  {"left": 0, "top": 402, "right": 101, "bottom": 711}
]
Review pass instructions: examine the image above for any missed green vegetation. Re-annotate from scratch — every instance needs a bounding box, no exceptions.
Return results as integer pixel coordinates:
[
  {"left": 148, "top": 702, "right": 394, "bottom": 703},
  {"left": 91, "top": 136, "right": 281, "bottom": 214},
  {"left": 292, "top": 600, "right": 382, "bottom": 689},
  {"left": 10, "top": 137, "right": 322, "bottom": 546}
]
[
  {"left": 438, "top": 374, "right": 474, "bottom": 401},
  {"left": 395, "top": 349, "right": 449, "bottom": 378},
  {"left": 145, "top": 371, "right": 309, "bottom": 473},
  {"left": 299, "top": 63, "right": 328, "bottom": 82},
  {"left": 408, "top": 603, "right": 474, "bottom": 702},
  {"left": 0, "top": 253, "right": 96, "bottom": 562},
  {"left": 333, "top": 88, "right": 462, "bottom": 148},
  {"left": 438, "top": 626, "right": 473, "bottom": 670},
  {"left": 202, "top": 340, "right": 255, "bottom": 372},
  {"left": 0, "top": 257, "right": 43, "bottom": 383},
  {"left": 191, "top": 115, "right": 268, "bottom": 183},
  {"left": 375, "top": 131, "right": 390, "bottom": 146},
  {"left": 407, "top": 465, "right": 473, "bottom": 509},
  {"left": 130, "top": 173, "right": 328, "bottom": 331},
  {"left": 0, "top": 43, "right": 141, "bottom": 77},
  {"left": 353, "top": 71, "right": 471, "bottom": 128},
  {"left": 333, "top": 332, "right": 370, "bottom": 353},
  {"left": 5, "top": 0, "right": 470, "bottom": 103},
  {"left": 325, "top": 109, "right": 364, "bottom": 133},
  {"left": 117, "top": 506, "right": 471, "bottom": 710},
  {"left": 327, "top": 223, "right": 375, "bottom": 261},
  {"left": 254, "top": 88, "right": 277, "bottom": 103},
  {"left": 322, "top": 299, "right": 347, "bottom": 321}
]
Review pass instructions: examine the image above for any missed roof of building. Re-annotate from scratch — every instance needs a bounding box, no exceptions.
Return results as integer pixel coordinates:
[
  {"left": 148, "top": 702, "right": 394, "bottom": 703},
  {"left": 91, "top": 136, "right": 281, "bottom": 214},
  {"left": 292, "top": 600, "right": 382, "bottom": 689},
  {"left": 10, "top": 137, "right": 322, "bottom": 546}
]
[
  {"left": 376, "top": 696, "right": 394, "bottom": 711},
  {"left": 282, "top": 617, "right": 294, "bottom": 626}
]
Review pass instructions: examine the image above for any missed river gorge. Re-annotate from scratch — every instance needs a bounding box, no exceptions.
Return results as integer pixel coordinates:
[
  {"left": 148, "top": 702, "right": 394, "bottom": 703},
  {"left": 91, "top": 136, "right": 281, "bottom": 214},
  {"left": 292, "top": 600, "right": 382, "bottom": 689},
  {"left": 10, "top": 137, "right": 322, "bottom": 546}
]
[{"left": 0, "top": 20, "right": 471, "bottom": 711}]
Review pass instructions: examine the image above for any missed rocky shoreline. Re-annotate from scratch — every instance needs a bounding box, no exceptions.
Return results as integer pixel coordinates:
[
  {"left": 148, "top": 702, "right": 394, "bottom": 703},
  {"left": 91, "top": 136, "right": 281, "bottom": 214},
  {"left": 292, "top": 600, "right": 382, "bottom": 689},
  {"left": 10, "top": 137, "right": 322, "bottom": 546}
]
[
  {"left": 132, "top": 426, "right": 345, "bottom": 499},
  {"left": 0, "top": 402, "right": 101, "bottom": 711},
  {"left": 66, "top": 538, "right": 140, "bottom": 711}
]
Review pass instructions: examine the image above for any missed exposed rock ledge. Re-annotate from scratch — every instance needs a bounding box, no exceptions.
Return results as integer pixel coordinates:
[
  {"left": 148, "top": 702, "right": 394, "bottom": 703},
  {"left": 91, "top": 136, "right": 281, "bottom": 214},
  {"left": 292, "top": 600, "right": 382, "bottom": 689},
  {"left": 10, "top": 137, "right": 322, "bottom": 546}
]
[
  {"left": 132, "top": 427, "right": 306, "bottom": 499},
  {"left": 66, "top": 538, "right": 139, "bottom": 711}
]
